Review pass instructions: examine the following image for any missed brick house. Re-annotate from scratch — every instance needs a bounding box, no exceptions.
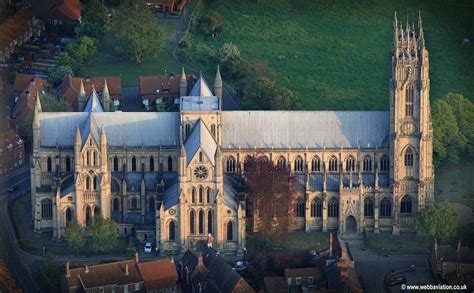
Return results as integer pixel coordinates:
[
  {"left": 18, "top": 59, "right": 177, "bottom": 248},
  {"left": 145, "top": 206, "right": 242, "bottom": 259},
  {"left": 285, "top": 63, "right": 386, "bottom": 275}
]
[
  {"left": 430, "top": 240, "right": 474, "bottom": 285},
  {"left": 0, "top": 129, "right": 24, "bottom": 175},
  {"left": 145, "top": 0, "right": 187, "bottom": 13},
  {"left": 31, "top": 0, "right": 83, "bottom": 35},
  {"left": 138, "top": 258, "right": 180, "bottom": 292}
]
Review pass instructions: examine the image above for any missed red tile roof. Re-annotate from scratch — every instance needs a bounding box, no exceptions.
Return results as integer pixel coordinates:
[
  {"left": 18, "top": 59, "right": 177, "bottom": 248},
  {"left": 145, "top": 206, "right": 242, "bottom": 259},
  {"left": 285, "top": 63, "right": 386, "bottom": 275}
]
[
  {"left": 138, "top": 258, "right": 178, "bottom": 291},
  {"left": 0, "top": 8, "right": 32, "bottom": 47},
  {"left": 10, "top": 74, "right": 48, "bottom": 126},
  {"left": 0, "top": 129, "right": 23, "bottom": 153},
  {"left": 58, "top": 76, "right": 121, "bottom": 110},
  {"left": 139, "top": 74, "right": 194, "bottom": 101}
]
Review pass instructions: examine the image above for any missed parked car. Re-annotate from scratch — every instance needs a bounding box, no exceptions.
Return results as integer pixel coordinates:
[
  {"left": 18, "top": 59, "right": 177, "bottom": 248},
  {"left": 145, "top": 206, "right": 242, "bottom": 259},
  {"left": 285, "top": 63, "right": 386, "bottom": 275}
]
[
  {"left": 144, "top": 242, "right": 152, "bottom": 253},
  {"left": 232, "top": 260, "right": 248, "bottom": 272}
]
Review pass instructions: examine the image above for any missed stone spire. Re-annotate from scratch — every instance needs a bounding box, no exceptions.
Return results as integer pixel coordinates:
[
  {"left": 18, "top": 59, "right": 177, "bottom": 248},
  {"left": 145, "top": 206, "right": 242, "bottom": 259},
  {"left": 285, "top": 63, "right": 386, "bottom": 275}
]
[
  {"left": 75, "top": 126, "right": 82, "bottom": 147},
  {"left": 33, "top": 93, "right": 41, "bottom": 149},
  {"left": 100, "top": 126, "right": 107, "bottom": 146},
  {"left": 214, "top": 65, "right": 222, "bottom": 99},
  {"left": 103, "top": 79, "right": 110, "bottom": 112},
  {"left": 418, "top": 11, "right": 425, "bottom": 47},
  {"left": 35, "top": 92, "right": 42, "bottom": 112},
  {"left": 78, "top": 79, "right": 86, "bottom": 111},
  {"left": 179, "top": 67, "right": 187, "bottom": 97}
]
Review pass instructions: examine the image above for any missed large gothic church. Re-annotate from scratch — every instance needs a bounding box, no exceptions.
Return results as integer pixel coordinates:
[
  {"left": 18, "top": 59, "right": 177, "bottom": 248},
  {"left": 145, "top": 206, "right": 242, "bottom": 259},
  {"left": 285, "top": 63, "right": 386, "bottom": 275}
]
[{"left": 31, "top": 14, "right": 434, "bottom": 255}]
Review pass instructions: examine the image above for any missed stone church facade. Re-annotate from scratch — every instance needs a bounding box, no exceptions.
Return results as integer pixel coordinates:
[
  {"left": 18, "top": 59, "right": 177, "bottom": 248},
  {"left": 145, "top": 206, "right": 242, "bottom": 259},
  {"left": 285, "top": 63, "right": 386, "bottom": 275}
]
[{"left": 31, "top": 14, "right": 434, "bottom": 254}]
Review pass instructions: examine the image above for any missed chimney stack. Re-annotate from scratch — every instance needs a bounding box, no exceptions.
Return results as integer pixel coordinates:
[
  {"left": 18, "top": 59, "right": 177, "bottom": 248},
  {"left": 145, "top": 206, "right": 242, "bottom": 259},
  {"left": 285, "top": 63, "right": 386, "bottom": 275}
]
[
  {"left": 170, "top": 257, "right": 174, "bottom": 264},
  {"left": 456, "top": 240, "right": 461, "bottom": 253},
  {"left": 329, "top": 233, "right": 333, "bottom": 257},
  {"left": 125, "top": 263, "right": 129, "bottom": 276},
  {"left": 66, "top": 261, "right": 71, "bottom": 277},
  {"left": 84, "top": 265, "right": 89, "bottom": 273}
]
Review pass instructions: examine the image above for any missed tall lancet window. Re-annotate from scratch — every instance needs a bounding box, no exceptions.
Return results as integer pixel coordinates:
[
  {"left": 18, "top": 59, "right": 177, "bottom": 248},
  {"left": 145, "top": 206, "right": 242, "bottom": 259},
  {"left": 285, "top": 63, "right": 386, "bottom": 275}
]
[{"left": 405, "top": 85, "right": 414, "bottom": 117}]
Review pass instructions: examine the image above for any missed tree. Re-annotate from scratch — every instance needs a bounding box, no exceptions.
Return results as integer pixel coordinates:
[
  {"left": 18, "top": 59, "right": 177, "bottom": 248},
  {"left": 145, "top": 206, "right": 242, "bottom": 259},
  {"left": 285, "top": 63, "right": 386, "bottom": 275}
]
[
  {"left": 222, "top": 55, "right": 250, "bottom": 81},
  {"left": 81, "top": 0, "right": 109, "bottom": 39},
  {"left": 67, "top": 222, "right": 85, "bottom": 252},
  {"left": 219, "top": 42, "right": 240, "bottom": 62},
  {"left": 59, "top": 36, "right": 98, "bottom": 75},
  {"left": 111, "top": 0, "right": 164, "bottom": 64},
  {"left": 21, "top": 93, "right": 72, "bottom": 142},
  {"left": 244, "top": 156, "right": 298, "bottom": 248},
  {"left": 242, "top": 77, "right": 301, "bottom": 110},
  {"left": 197, "top": 11, "right": 224, "bottom": 36},
  {"left": 88, "top": 215, "right": 119, "bottom": 253},
  {"left": 431, "top": 93, "right": 472, "bottom": 166},
  {"left": 415, "top": 201, "right": 458, "bottom": 242},
  {"left": 48, "top": 65, "right": 73, "bottom": 86}
]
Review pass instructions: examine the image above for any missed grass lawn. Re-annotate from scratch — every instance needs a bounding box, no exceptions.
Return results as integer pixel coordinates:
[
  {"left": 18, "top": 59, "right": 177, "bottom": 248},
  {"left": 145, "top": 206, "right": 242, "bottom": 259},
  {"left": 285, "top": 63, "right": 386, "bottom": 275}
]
[
  {"left": 435, "top": 161, "right": 474, "bottom": 210},
  {"left": 11, "top": 195, "right": 130, "bottom": 256},
  {"left": 247, "top": 231, "right": 329, "bottom": 251},
  {"left": 84, "top": 18, "right": 184, "bottom": 86},
  {"left": 183, "top": 0, "right": 474, "bottom": 110},
  {"left": 366, "top": 232, "right": 430, "bottom": 255}
]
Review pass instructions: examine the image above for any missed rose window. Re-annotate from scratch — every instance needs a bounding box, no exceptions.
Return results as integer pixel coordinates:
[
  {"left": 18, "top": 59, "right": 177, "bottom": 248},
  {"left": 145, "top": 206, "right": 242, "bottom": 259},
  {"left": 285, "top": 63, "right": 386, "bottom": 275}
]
[{"left": 194, "top": 166, "right": 208, "bottom": 180}]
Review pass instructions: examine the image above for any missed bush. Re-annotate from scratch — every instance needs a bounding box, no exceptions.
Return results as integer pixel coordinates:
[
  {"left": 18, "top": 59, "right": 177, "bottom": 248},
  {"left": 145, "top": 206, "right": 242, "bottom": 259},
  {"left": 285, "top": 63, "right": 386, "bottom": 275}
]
[
  {"left": 222, "top": 55, "right": 250, "bottom": 80},
  {"left": 176, "top": 48, "right": 190, "bottom": 63},
  {"left": 219, "top": 42, "right": 240, "bottom": 62},
  {"left": 48, "top": 65, "right": 73, "bottom": 85},
  {"left": 197, "top": 11, "right": 224, "bottom": 36}
]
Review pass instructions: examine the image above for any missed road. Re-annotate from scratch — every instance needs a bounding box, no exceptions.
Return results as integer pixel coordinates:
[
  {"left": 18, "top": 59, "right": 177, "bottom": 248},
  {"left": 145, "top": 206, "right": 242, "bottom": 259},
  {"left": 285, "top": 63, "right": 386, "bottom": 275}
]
[{"left": 0, "top": 168, "right": 40, "bottom": 293}]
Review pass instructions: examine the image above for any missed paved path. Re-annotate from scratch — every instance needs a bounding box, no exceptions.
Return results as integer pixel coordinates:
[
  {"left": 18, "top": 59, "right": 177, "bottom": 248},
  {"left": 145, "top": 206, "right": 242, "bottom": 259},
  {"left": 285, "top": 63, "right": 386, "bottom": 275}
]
[{"left": 164, "top": 1, "right": 191, "bottom": 49}]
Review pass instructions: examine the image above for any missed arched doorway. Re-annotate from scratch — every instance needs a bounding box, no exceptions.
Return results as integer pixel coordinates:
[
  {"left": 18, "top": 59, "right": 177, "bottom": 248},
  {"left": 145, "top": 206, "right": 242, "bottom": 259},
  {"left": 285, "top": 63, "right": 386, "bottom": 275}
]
[
  {"left": 85, "top": 206, "right": 91, "bottom": 226},
  {"left": 345, "top": 215, "right": 357, "bottom": 233}
]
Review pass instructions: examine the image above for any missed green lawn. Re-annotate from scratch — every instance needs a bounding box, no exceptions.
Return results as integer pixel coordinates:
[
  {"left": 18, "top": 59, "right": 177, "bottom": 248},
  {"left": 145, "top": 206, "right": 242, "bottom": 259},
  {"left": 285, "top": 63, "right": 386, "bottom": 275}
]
[
  {"left": 84, "top": 18, "right": 184, "bottom": 86},
  {"left": 366, "top": 232, "right": 430, "bottom": 255},
  {"left": 247, "top": 231, "right": 329, "bottom": 251},
  {"left": 435, "top": 161, "right": 474, "bottom": 209},
  {"left": 183, "top": 0, "right": 474, "bottom": 110}
]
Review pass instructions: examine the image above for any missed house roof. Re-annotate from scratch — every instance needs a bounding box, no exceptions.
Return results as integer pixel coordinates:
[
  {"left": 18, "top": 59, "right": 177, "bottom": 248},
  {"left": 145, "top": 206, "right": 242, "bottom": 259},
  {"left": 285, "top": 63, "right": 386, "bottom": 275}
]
[
  {"left": 64, "top": 259, "right": 142, "bottom": 290},
  {"left": 10, "top": 75, "right": 47, "bottom": 125},
  {"left": 181, "top": 95, "right": 220, "bottom": 111},
  {"left": 139, "top": 74, "right": 194, "bottom": 97},
  {"left": 285, "top": 267, "right": 322, "bottom": 278},
  {"left": 32, "top": 0, "right": 82, "bottom": 20},
  {"left": 39, "top": 112, "right": 179, "bottom": 147},
  {"left": 264, "top": 276, "right": 287, "bottom": 293},
  {"left": 0, "top": 8, "right": 32, "bottom": 47},
  {"left": 0, "top": 129, "right": 23, "bottom": 154},
  {"left": 137, "top": 258, "right": 178, "bottom": 291},
  {"left": 221, "top": 111, "right": 390, "bottom": 149},
  {"left": 184, "top": 120, "right": 217, "bottom": 166},
  {"left": 58, "top": 76, "right": 121, "bottom": 111}
]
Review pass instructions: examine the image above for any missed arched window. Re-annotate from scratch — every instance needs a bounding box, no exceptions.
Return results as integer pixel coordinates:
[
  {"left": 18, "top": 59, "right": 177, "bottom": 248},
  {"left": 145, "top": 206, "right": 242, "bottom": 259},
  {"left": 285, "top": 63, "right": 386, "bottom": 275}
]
[
  {"left": 364, "top": 198, "right": 374, "bottom": 217},
  {"left": 65, "top": 157, "right": 71, "bottom": 172},
  {"left": 93, "top": 151, "right": 97, "bottom": 166},
  {"left": 294, "top": 156, "right": 304, "bottom": 172},
  {"left": 380, "top": 156, "right": 389, "bottom": 172},
  {"left": 363, "top": 156, "right": 372, "bottom": 172},
  {"left": 329, "top": 156, "right": 338, "bottom": 172},
  {"left": 41, "top": 199, "right": 52, "bottom": 219},
  {"left": 199, "top": 186, "right": 203, "bottom": 204},
  {"left": 198, "top": 210, "right": 204, "bottom": 234},
  {"left": 380, "top": 198, "right": 392, "bottom": 218},
  {"left": 131, "top": 157, "right": 137, "bottom": 171},
  {"left": 258, "top": 155, "right": 269, "bottom": 163},
  {"left": 328, "top": 198, "right": 339, "bottom": 218},
  {"left": 131, "top": 198, "right": 137, "bottom": 209},
  {"left": 295, "top": 198, "right": 305, "bottom": 217},
  {"left": 93, "top": 176, "right": 97, "bottom": 190},
  {"left": 86, "top": 151, "right": 90, "bottom": 166},
  {"left": 199, "top": 151, "right": 203, "bottom": 163},
  {"left": 191, "top": 188, "right": 196, "bottom": 204},
  {"left": 190, "top": 210, "right": 195, "bottom": 234},
  {"left": 149, "top": 197, "right": 155, "bottom": 212},
  {"left": 85, "top": 177, "right": 90, "bottom": 190},
  {"left": 85, "top": 206, "right": 91, "bottom": 226},
  {"left": 311, "top": 156, "right": 321, "bottom": 172},
  {"left": 400, "top": 195, "right": 412, "bottom": 213},
  {"left": 65, "top": 208, "right": 72, "bottom": 226},
  {"left": 167, "top": 156, "right": 173, "bottom": 171},
  {"left": 47, "top": 157, "right": 52, "bottom": 172},
  {"left": 404, "top": 148, "right": 414, "bottom": 167},
  {"left": 226, "top": 156, "right": 236, "bottom": 173},
  {"left": 169, "top": 221, "right": 176, "bottom": 240},
  {"left": 113, "top": 198, "right": 119, "bottom": 211},
  {"left": 149, "top": 157, "right": 155, "bottom": 171},
  {"left": 206, "top": 188, "right": 211, "bottom": 203},
  {"left": 277, "top": 156, "right": 286, "bottom": 169},
  {"left": 185, "top": 123, "right": 192, "bottom": 139},
  {"left": 226, "top": 221, "right": 233, "bottom": 241},
  {"left": 113, "top": 157, "right": 118, "bottom": 171},
  {"left": 211, "top": 124, "right": 216, "bottom": 138},
  {"left": 345, "top": 156, "right": 355, "bottom": 172},
  {"left": 405, "top": 85, "right": 414, "bottom": 117},
  {"left": 311, "top": 198, "right": 322, "bottom": 218},
  {"left": 207, "top": 210, "right": 213, "bottom": 234}
]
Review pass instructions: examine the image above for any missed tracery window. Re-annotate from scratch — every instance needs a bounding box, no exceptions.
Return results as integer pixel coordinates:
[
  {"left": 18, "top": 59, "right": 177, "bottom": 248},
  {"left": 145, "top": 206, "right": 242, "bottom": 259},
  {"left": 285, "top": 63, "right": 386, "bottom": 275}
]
[
  {"left": 311, "top": 198, "right": 322, "bottom": 218},
  {"left": 295, "top": 198, "right": 305, "bottom": 217},
  {"left": 277, "top": 156, "right": 286, "bottom": 169},
  {"left": 345, "top": 156, "right": 355, "bottom": 172},
  {"left": 400, "top": 195, "right": 412, "bottom": 213},
  {"left": 404, "top": 148, "right": 414, "bottom": 167},
  {"left": 41, "top": 199, "right": 52, "bottom": 219},
  {"left": 190, "top": 210, "right": 195, "bottom": 234},
  {"left": 294, "top": 156, "right": 304, "bottom": 172},
  {"left": 380, "top": 198, "right": 391, "bottom": 218},
  {"left": 311, "top": 156, "right": 321, "bottom": 172},
  {"left": 131, "top": 157, "right": 137, "bottom": 171},
  {"left": 226, "top": 156, "right": 236, "bottom": 173},
  {"left": 405, "top": 85, "right": 414, "bottom": 117},
  {"left": 380, "top": 156, "right": 389, "bottom": 172},
  {"left": 364, "top": 198, "right": 374, "bottom": 217},
  {"left": 328, "top": 198, "right": 339, "bottom": 218},
  {"left": 169, "top": 221, "right": 176, "bottom": 240},
  {"left": 328, "top": 156, "right": 338, "bottom": 172},
  {"left": 363, "top": 156, "right": 372, "bottom": 172}
]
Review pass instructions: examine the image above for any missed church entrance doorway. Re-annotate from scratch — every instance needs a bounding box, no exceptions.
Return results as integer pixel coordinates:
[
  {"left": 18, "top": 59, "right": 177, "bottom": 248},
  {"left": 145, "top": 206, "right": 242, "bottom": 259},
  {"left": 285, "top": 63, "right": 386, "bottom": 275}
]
[{"left": 346, "top": 215, "right": 357, "bottom": 233}]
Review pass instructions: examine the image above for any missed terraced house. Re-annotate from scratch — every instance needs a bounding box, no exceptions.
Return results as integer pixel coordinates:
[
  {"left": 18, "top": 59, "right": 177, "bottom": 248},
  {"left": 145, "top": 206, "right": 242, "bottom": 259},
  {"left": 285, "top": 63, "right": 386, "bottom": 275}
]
[{"left": 30, "top": 14, "right": 434, "bottom": 255}]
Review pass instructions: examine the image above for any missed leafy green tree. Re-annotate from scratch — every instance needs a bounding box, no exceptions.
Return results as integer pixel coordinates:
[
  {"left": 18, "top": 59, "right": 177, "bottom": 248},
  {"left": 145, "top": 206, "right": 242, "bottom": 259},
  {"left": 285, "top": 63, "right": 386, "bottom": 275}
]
[
  {"left": 59, "top": 36, "right": 98, "bottom": 74},
  {"left": 415, "top": 201, "right": 458, "bottom": 242},
  {"left": 88, "top": 215, "right": 119, "bottom": 253},
  {"left": 432, "top": 99, "right": 464, "bottom": 165},
  {"left": 197, "top": 11, "right": 224, "bottom": 36},
  {"left": 111, "top": 0, "right": 164, "bottom": 64},
  {"left": 81, "top": 0, "right": 109, "bottom": 39},
  {"left": 48, "top": 65, "right": 73, "bottom": 85},
  {"left": 67, "top": 222, "right": 85, "bottom": 252},
  {"left": 445, "top": 93, "right": 474, "bottom": 158},
  {"left": 242, "top": 76, "right": 301, "bottom": 110},
  {"left": 219, "top": 42, "right": 240, "bottom": 62}
]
